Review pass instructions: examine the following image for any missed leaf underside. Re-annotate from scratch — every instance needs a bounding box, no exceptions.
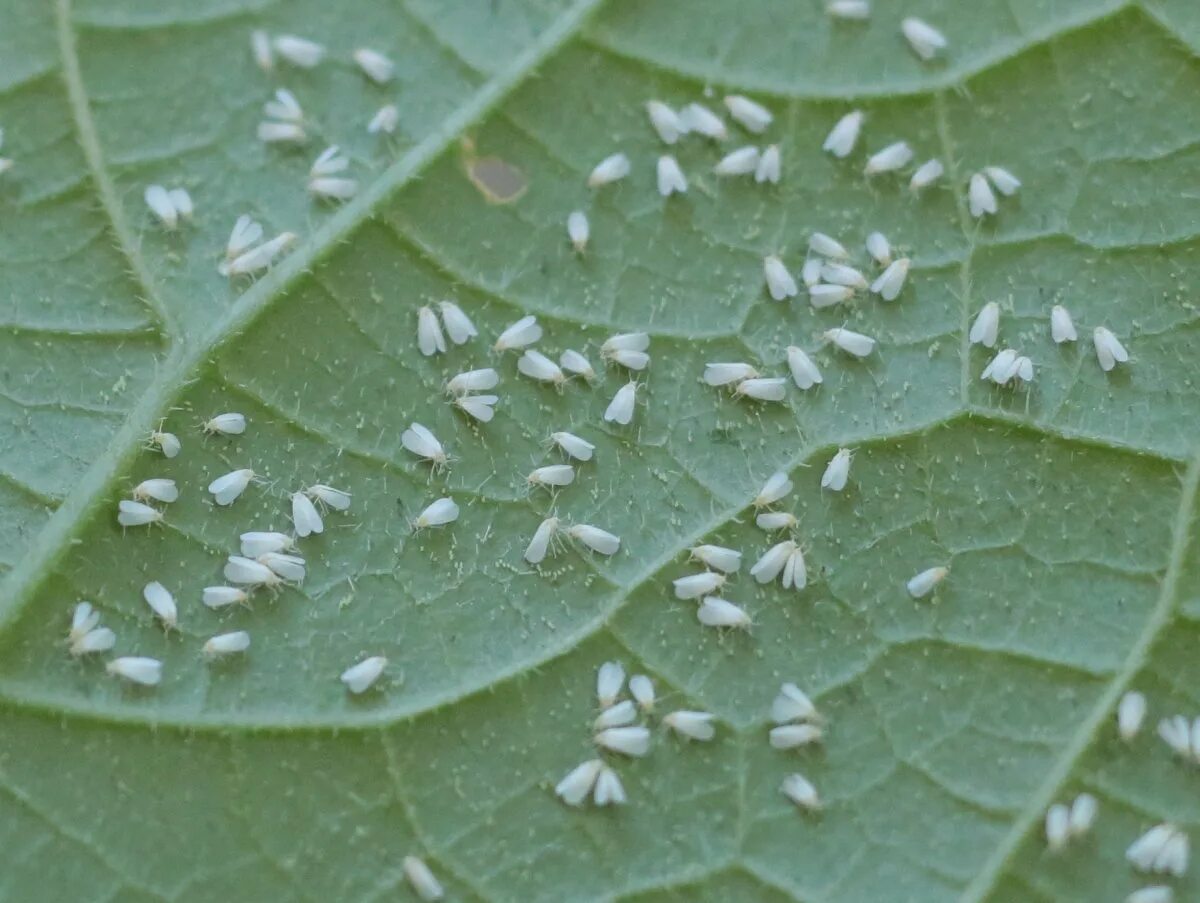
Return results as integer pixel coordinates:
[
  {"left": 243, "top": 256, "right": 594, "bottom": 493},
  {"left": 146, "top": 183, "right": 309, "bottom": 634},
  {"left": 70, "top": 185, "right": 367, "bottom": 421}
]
[{"left": 2, "top": 0, "right": 1200, "bottom": 900}]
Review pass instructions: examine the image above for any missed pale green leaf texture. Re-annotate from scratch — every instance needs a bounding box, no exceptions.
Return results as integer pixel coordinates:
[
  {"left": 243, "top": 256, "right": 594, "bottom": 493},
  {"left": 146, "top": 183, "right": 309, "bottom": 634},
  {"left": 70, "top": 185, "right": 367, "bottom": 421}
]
[{"left": 1, "top": 0, "right": 1199, "bottom": 899}]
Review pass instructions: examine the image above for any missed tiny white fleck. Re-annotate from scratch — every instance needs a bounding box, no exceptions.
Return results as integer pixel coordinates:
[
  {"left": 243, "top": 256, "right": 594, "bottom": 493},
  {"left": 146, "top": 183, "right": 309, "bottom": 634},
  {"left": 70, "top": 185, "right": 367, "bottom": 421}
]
[
  {"left": 1118, "top": 691, "right": 1146, "bottom": 741},
  {"left": 352, "top": 47, "right": 394, "bottom": 83},
  {"left": 823, "top": 111, "right": 863, "bottom": 158},
  {"left": 901, "top": 16, "right": 947, "bottom": 60},
  {"left": 1045, "top": 803, "right": 1070, "bottom": 852},
  {"left": 341, "top": 655, "right": 387, "bottom": 694},
  {"left": 724, "top": 95, "right": 773, "bottom": 133},
  {"left": 826, "top": 0, "right": 870, "bottom": 20},
  {"left": 906, "top": 565, "right": 948, "bottom": 599},
  {"left": 273, "top": 34, "right": 325, "bottom": 68},
  {"left": 567, "top": 210, "right": 589, "bottom": 252},
  {"left": 367, "top": 104, "right": 399, "bottom": 135},
  {"left": 402, "top": 855, "right": 444, "bottom": 901},
  {"left": 587, "top": 152, "right": 631, "bottom": 188},
  {"left": 251, "top": 29, "right": 273, "bottom": 71}
]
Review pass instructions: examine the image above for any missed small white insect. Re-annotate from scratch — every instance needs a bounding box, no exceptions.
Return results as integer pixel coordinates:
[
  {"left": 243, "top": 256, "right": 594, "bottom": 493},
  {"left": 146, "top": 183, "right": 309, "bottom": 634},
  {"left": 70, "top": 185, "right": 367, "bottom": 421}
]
[
  {"left": 273, "top": 34, "right": 325, "bottom": 68},
  {"left": 696, "top": 596, "right": 751, "bottom": 629},
  {"left": 447, "top": 368, "right": 499, "bottom": 395},
  {"left": 690, "top": 544, "right": 741, "bottom": 573},
  {"left": 413, "top": 497, "right": 459, "bottom": 529},
  {"left": 551, "top": 431, "right": 595, "bottom": 461},
  {"left": 149, "top": 430, "right": 181, "bottom": 458},
  {"left": 1051, "top": 305, "right": 1077, "bottom": 344},
  {"left": 984, "top": 165, "right": 1022, "bottom": 196},
  {"left": 764, "top": 255, "right": 799, "bottom": 301},
  {"left": 259, "top": 552, "right": 306, "bottom": 583},
  {"left": 439, "top": 301, "right": 477, "bottom": 345},
  {"left": 208, "top": 468, "right": 255, "bottom": 506},
  {"left": 594, "top": 726, "right": 651, "bottom": 757},
  {"left": 604, "top": 381, "right": 638, "bottom": 425},
  {"left": 755, "top": 144, "right": 781, "bottom": 184},
  {"left": 750, "top": 540, "right": 797, "bottom": 585},
  {"left": 909, "top": 158, "right": 944, "bottom": 191},
  {"left": 593, "top": 766, "right": 627, "bottom": 806},
  {"left": 781, "top": 545, "right": 806, "bottom": 590},
  {"left": 599, "top": 330, "right": 652, "bottom": 370},
  {"left": 982, "top": 349, "right": 1034, "bottom": 386},
  {"left": 772, "top": 683, "right": 819, "bottom": 724},
  {"left": 455, "top": 394, "right": 498, "bottom": 423},
  {"left": 107, "top": 656, "right": 163, "bottom": 687},
  {"left": 204, "top": 631, "right": 251, "bottom": 658},
  {"left": 673, "top": 571, "right": 726, "bottom": 600},
  {"left": 1069, "top": 793, "right": 1098, "bottom": 837},
  {"left": 224, "top": 231, "right": 296, "bottom": 276},
  {"left": 69, "top": 602, "right": 101, "bottom": 645},
  {"left": 596, "top": 660, "right": 625, "bottom": 708},
  {"left": 754, "top": 471, "right": 793, "bottom": 508},
  {"left": 906, "top": 565, "right": 949, "bottom": 598},
  {"left": 142, "top": 581, "right": 177, "bottom": 629},
  {"left": 1126, "top": 887, "right": 1174, "bottom": 903},
  {"left": 569, "top": 524, "right": 621, "bottom": 556},
  {"left": 865, "top": 231, "right": 891, "bottom": 267},
  {"left": 1156, "top": 715, "right": 1196, "bottom": 760},
  {"left": 263, "top": 88, "right": 304, "bottom": 123},
  {"left": 665, "top": 710, "right": 717, "bottom": 741},
  {"left": 1127, "top": 824, "right": 1189, "bottom": 876},
  {"left": 219, "top": 216, "right": 264, "bottom": 274},
  {"left": 657, "top": 155, "right": 688, "bottom": 196},
  {"left": 353, "top": 47, "right": 394, "bottom": 83},
  {"left": 786, "top": 346, "right": 822, "bottom": 390},
  {"left": 341, "top": 656, "right": 387, "bottom": 694},
  {"left": 367, "top": 104, "right": 399, "bottom": 135},
  {"left": 733, "top": 377, "right": 787, "bottom": 403},
  {"left": 240, "top": 531, "right": 294, "bottom": 558},
  {"left": 769, "top": 723, "right": 824, "bottom": 749},
  {"left": 594, "top": 699, "right": 637, "bottom": 730},
  {"left": 756, "top": 511, "right": 798, "bottom": 531},
  {"left": 821, "top": 448, "right": 852, "bottom": 491},
  {"left": 401, "top": 423, "right": 448, "bottom": 468},
  {"left": 724, "top": 95, "right": 772, "bottom": 133},
  {"left": 555, "top": 759, "right": 604, "bottom": 806},
  {"left": 527, "top": 464, "right": 575, "bottom": 490},
  {"left": 133, "top": 478, "right": 178, "bottom": 504},
  {"left": 70, "top": 624, "right": 116, "bottom": 656},
  {"left": 871, "top": 258, "right": 910, "bottom": 301},
  {"left": 901, "top": 16, "right": 947, "bottom": 60},
  {"left": 1093, "top": 326, "right": 1129, "bottom": 372},
  {"left": 224, "top": 555, "right": 282, "bottom": 588},
  {"left": 402, "top": 855, "right": 444, "bottom": 902},
  {"left": 1045, "top": 803, "right": 1070, "bottom": 851},
  {"left": 821, "top": 262, "right": 868, "bottom": 289},
  {"left": 307, "top": 484, "right": 352, "bottom": 511},
  {"left": 560, "top": 349, "right": 596, "bottom": 380},
  {"left": 645, "top": 100, "right": 684, "bottom": 144},
  {"left": 714, "top": 146, "right": 760, "bottom": 177},
  {"left": 308, "top": 146, "right": 356, "bottom": 201},
  {"left": 1118, "top": 691, "right": 1147, "bottom": 741},
  {"left": 257, "top": 121, "right": 307, "bottom": 144},
  {"left": 494, "top": 315, "right": 542, "bottom": 351},
  {"left": 823, "top": 110, "right": 863, "bottom": 158},
  {"left": 524, "top": 516, "right": 560, "bottom": 565},
  {"left": 204, "top": 412, "right": 247, "bottom": 435},
  {"left": 251, "top": 29, "right": 273, "bottom": 71},
  {"left": 864, "top": 141, "right": 913, "bottom": 175},
  {"left": 780, "top": 773, "right": 821, "bottom": 811},
  {"left": 417, "top": 305, "right": 447, "bottom": 357},
  {"left": 809, "top": 232, "right": 849, "bottom": 260},
  {"left": 705, "top": 362, "right": 760, "bottom": 386},
  {"left": 567, "top": 210, "right": 589, "bottom": 252},
  {"left": 825, "top": 327, "right": 876, "bottom": 359},
  {"left": 629, "top": 674, "right": 655, "bottom": 711},
  {"left": 587, "top": 152, "right": 631, "bottom": 188},
  {"left": 968, "top": 172, "right": 998, "bottom": 218},
  {"left": 679, "top": 102, "right": 727, "bottom": 140},
  {"left": 117, "top": 499, "right": 163, "bottom": 527},
  {"left": 827, "top": 0, "right": 870, "bottom": 19},
  {"left": 801, "top": 257, "right": 824, "bottom": 287},
  {"left": 292, "top": 491, "right": 324, "bottom": 537},
  {"left": 969, "top": 302, "right": 1001, "bottom": 347},
  {"left": 809, "top": 284, "right": 854, "bottom": 308},
  {"left": 202, "top": 586, "right": 249, "bottom": 609},
  {"left": 144, "top": 185, "right": 188, "bottom": 229},
  {"left": 517, "top": 349, "right": 566, "bottom": 386}
]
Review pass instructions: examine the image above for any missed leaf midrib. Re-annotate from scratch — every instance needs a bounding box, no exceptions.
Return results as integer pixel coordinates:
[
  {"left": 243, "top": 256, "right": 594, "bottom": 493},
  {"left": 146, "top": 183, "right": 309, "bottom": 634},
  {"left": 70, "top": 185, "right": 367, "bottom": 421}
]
[{"left": 0, "top": 0, "right": 608, "bottom": 624}]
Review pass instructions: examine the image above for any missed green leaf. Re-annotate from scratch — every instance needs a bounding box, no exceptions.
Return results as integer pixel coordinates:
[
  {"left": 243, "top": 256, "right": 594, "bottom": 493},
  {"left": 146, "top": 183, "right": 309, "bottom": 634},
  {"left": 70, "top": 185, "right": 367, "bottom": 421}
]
[{"left": 2, "top": 0, "right": 1199, "bottom": 899}]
